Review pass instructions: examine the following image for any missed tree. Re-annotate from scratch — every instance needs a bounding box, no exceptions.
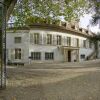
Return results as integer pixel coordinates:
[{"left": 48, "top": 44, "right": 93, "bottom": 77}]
[
  {"left": 11, "top": 0, "right": 90, "bottom": 27},
  {"left": 89, "top": 0, "right": 100, "bottom": 27}
]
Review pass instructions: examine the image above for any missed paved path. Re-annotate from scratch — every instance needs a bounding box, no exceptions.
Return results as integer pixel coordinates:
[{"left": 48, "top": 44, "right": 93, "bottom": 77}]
[{"left": 0, "top": 60, "right": 100, "bottom": 100}]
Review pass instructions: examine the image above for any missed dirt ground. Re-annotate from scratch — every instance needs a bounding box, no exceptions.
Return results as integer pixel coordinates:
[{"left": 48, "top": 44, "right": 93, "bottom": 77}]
[{"left": 0, "top": 60, "right": 100, "bottom": 100}]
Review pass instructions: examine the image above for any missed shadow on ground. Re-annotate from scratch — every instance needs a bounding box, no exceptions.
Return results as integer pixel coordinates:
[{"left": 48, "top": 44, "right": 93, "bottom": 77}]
[{"left": 1, "top": 70, "right": 100, "bottom": 100}]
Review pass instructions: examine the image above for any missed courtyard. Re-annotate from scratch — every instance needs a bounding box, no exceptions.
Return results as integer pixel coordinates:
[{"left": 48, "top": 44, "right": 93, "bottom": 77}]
[{"left": 0, "top": 60, "right": 100, "bottom": 100}]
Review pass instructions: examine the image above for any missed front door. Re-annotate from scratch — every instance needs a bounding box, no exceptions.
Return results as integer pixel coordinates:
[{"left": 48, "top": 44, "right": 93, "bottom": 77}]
[{"left": 68, "top": 50, "right": 71, "bottom": 62}]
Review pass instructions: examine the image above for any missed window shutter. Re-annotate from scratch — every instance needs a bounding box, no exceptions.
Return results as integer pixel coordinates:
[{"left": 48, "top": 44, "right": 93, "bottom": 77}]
[
  {"left": 43, "top": 34, "right": 47, "bottom": 45},
  {"left": 63, "top": 36, "right": 66, "bottom": 46},
  {"left": 73, "top": 38, "right": 75, "bottom": 47},
  {"left": 62, "top": 36, "right": 66, "bottom": 46},
  {"left": 86, "top": 39, "right": 88, "bottom": 48},
  {"left": 65, "top": 37, "right": 67, "bottom": 46},
  {"left": 53, "top": 34, "right": 57, "bottom": 45},
  {"left": 80, "top": 40, "right": 83, "bottom": 47},
  {"left": 71, "top": 37, "right": 73, "bottom": 46},
  {"left": 21, "top": 49, "right": 24, "bottom": 60},
  {"left": 7, "top": 49, "right": 10, "bottom": 60},
  {"left": 10, "top": 49, "right": 15, "bottom": 61},
  {"left": 30, "top": 34, "right": 34, "bottom": 43},
  {"left": 39, "top": 34, "right": 42, "bottom": 45}
]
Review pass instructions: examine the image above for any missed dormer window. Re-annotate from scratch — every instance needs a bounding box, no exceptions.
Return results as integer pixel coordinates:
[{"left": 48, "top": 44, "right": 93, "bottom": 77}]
[
  {"left": 86, "top": 30, "right": 88, "bottom": 34},
  {"left": 61, "top": 22, "right": 66, "bottom": 27},
  {"left": 79, "top": 28, "right": 82, "bottom": 32},
  {"left": 71, "top": 25, "right": 75, "bottom": 29}
]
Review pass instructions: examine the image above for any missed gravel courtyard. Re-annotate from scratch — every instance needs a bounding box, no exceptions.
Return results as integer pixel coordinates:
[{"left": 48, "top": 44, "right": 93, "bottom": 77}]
[{"left": 0, "top": 60, "right": 100, "bottom": 100}]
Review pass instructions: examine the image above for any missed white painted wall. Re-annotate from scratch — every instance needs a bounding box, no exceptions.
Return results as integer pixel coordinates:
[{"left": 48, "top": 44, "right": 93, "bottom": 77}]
[
  {"left": 79, "top": 48, "right": 94, "bottom": 61},
  {"left": 6, "top": 31, "right": 29, "bottom": 63},
  {"left": 6, "top": 28, "right": 95, "bottom": 63},
  {"left": 29, "top": 45, "right": 63, "bottom": 62},
  {"left": 71, "top": 50, "right": 77, "bottom": 62},
  {"left": 98, "top": 41, "right": 100, "bottom": 58}
]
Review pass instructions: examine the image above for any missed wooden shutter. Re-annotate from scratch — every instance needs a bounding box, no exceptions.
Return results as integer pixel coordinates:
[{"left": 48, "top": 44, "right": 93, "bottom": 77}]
[
  {"left": 65, "top": 37, "right": 67, "bottom": 46},
  {"left": 21, "top": 49, "right": 24, "bottom": 60},
  {"left": 10, "top": 49, "right": 15, "bottom": 61},
  {"left": 73, "top": 38, "right": 75, "bottom": 47},
  {"left": 53, "top": 34, "right": 57, "bottom": 45},
  {"left": 71, "top": 37, "right": 75, "bottom": 47},
  {"left": 62, "top": 36, "right": 64, "bottom": 46},
  {"left": 43, "top": 33, "right": 47, "bottom": 45},
  {"left": 30, "top": 34, "right": 34, "bottom": 43},
  {"left": 39, "top": 34, "right": 42, "bottom": 45}
]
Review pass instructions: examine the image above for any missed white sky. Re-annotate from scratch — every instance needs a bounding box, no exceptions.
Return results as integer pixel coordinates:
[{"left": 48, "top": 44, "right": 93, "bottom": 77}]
[{"left": 79, "top": 14, "right": 100, "bottom": 34}]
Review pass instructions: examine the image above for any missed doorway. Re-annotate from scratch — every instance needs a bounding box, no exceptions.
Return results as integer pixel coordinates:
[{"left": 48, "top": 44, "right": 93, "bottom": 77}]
[{"left": 68, "top": 50, "right": 71, "bottom": 62}]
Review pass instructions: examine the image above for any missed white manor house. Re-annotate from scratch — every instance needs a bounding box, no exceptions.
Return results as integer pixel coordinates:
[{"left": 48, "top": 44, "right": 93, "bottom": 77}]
[{"left": 6, "top": 22, "right": 100, "bottom": 64}]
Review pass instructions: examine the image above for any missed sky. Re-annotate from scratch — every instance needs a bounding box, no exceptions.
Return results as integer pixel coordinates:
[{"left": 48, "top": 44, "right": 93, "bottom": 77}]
[{"left": 79, "top": 14, "right": 100, "bottom": 34}]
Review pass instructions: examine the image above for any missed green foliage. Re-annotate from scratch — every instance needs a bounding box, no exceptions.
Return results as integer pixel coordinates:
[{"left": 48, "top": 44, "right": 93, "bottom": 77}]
[
  {"left": 11, "top": 0, "right": 91, "bottom": 27},
  {"left": 89, "top": 0, "right": 100, "bottom": 26}
]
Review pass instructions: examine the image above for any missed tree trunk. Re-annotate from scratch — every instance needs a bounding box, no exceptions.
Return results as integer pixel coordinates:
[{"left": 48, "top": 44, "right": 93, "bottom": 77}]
[{"left": 4, "top": 0, "right": 17, "bottom": 21}]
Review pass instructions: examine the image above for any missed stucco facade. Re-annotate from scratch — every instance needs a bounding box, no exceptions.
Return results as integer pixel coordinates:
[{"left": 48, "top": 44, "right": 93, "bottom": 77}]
[
  {"left": 98, "top": 41, "right": 100, "bottom": 59},
  {"left": 6, "top": 23, "right": 96, "bottom": 64}
]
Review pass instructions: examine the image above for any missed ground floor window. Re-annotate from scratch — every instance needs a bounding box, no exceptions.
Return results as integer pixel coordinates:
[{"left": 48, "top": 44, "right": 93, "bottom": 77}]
[
  {"left": 31, "top": 52, "right": 41, "bottom": 60},
  {"left": 15, "top": 48, "right": 21, "bottom": 59},
  {"left": 45, "top": 52, "right": 54, "bottom": 60},
  {"left": 80, "top": 54, "right": 85, "bottom": 59}
]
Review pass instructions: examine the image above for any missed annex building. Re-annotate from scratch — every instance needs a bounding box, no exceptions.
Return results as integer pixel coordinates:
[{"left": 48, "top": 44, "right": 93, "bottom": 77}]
[{"left": 6, "top": 22, "right": 98, "bottom": 64}]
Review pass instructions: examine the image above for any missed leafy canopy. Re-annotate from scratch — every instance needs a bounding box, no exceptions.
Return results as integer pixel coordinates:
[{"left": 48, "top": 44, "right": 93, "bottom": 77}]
[
  {"left": 11, "top": 0, "right": 91, "bottom": 26},
  {"left": 89, "top": 0, "right": 100, "bottom": 26}
]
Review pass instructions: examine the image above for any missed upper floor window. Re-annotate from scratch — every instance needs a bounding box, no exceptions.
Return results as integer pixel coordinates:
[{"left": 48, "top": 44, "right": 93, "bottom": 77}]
[
  {"left": 57, "top": 35, "right": 61, "bottom": 45},
  {"left": 71, "top": 25, "right": 75, "bottom": 29},
  {"left": 61, "top": 22, "right": 66, "bottom": 27},
  {"left": 34, "top": 33, "right": 39, "bottom": 44},
  {"left": 67, "top": 37, "right": 71, "bottom": 46},
  {"left": 47, "top": 34, "right": 52, "bottom": 45},
  {"left": 79, "top": 28, "right": 82, "bottom": 32},
  {"left": 83, "top": 40, "right": 86, "bottom": 48},
  {"left": 14, "top": 37, "right": 21, "bottom": 43},
  {"left": 15, "top": 48, "right": 21, "bottom": 59}
]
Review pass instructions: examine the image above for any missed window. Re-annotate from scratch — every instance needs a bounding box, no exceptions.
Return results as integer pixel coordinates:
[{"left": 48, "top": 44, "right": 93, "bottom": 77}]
[
  {"left": 14, "top": 37, "right": 21, "bottom": 43},
  {"left": 61, "top": 22, "right": 66, "bottom": 27},
  {"left": 47, "top": 34, "right": 52, "bottom": 44},
  {"left": 31, "top": 52, "right": 41, "bottom": 60},
  {"left": 83, "top": 40, "right": 86, "bottom": 48},
  {"left": 34, "top": 33, "right": 39, "bottom": 44},
  {"left": 86, "top": 30, "right": 88, "bottom": 34},
  {"left": 57, "top": 35, "right": 61, "bottom": 45},
  {"left": 71, "top": 25, "right": 75, "bottom": 29},
  {"left": 80, "top": 54, "right": 85, "bottom": 59},
  {"left": 79, "top": 28, "right": 82, "bottom": 32},
  {"left": 15, "top": 48, "right": 21, "bottom": 59},
  {"left": 45, "top": 52, "right": 54, "bottom": 60},
  {"left": 67, "top": 37, "right": 71, "bottom": 46}
]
